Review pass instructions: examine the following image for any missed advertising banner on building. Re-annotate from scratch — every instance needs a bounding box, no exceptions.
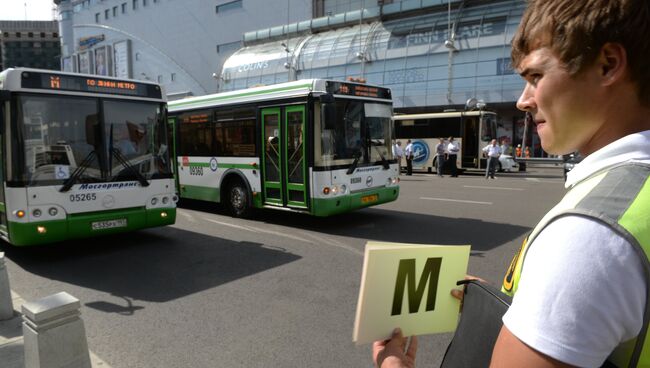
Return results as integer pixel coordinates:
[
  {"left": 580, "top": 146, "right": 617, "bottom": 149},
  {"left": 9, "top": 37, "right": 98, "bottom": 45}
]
[
  {"left": 94, "top": 45, "right": 112, "bottom": 76},
  {"left": 113, "top": 40, "right": 131, "bottom": 78},
  {"left": 78, "top": 51, "right": 93, "bottom": 74}
]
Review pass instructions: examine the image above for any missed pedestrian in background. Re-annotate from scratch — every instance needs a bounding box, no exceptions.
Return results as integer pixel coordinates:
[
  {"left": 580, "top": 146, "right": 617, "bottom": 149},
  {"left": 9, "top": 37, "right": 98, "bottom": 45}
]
[
  {"left": 446, "top": 136, "right": 459, "bottom": 177},
  {"left": 373, "top": 0, "right": 650, "bottom": 366},
  {"left": 434, "top": 138, "right": 446, "bottom": 177},
  {"left": 482, "top": 138, "right": 501, "bottom": 179},
  {"left": 404, "top": 139, "right": 413, "bottom": 175},
  {"left": 392, "top": 140, "right": 403, "bottom": 175}
]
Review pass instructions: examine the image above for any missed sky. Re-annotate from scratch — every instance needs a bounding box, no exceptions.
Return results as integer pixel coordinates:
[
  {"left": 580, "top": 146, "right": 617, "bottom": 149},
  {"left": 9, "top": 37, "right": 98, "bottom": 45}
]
[{"left": 1, "top": 0, "right": 57, "bottom": 21}]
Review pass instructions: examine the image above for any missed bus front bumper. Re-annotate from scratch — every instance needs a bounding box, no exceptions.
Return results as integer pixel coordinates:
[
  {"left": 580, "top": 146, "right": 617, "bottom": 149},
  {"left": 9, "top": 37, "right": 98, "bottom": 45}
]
[
  {"left": 6, "top": 207, "right": 176, "bottom": 246},
  {"left": 311, "top": 186, "right": 399, "bottom": 217}
]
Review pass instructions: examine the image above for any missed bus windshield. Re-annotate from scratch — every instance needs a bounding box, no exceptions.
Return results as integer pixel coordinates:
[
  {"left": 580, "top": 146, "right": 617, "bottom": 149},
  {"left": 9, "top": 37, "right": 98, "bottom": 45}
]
[
  {"left": 317, "top": 100, "right": 393, "bottom": 167},
  {"left": 13, "top": 94, "right": 171, "bottom": 186}
]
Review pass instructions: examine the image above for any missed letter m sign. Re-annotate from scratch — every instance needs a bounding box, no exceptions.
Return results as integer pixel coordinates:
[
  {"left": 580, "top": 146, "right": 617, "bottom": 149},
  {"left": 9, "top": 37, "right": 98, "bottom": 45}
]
[{"left": 391, "top": 257, "right": 442, "bottom": 316}]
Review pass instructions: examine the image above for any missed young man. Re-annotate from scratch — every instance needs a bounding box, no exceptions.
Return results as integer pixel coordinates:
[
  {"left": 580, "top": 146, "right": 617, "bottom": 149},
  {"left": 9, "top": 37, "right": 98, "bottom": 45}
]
[{"left": 373, "top": 0, "right": 650, "bottom": 367}]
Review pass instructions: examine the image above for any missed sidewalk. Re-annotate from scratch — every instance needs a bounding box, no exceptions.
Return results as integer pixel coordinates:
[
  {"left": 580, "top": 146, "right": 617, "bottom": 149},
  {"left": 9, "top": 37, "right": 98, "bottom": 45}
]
[{"left": 0, "top": 290, "right": 111, "bottom": 368}]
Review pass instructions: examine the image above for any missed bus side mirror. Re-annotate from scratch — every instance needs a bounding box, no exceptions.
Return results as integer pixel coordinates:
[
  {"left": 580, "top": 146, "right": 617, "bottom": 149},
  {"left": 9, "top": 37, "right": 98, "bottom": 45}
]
[{"left": 320, "top": 94, "right": 336, "bottom": 130}]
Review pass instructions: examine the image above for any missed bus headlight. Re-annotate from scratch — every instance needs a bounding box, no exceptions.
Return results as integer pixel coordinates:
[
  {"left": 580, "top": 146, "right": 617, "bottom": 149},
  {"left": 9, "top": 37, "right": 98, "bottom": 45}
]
[
  {"left": 15, "top": 210, "right": 25, "bottom": 218},
  {"left": 162, "top": 196, "right": 169, "bottom": 204},
  {"left": 331, "top": 186, "right": 339, "bottom": 194},
  {"left": 172, "top": 195, "right": 179, "bottom": 203},
  {"left": 151, "top": 197, "right": 158, "bottom": 205},
  {"left": 37, "top": 226, "right": 47, "bottom": 234},
  {"left": 323, "top": 187, "right": 331, "bottom": 195},
  {"left": 33, "top": 209, "right": 42, "bottom": 217},
  {"left": 48, "top": 207, "right": 58, "bottom": 216},
  {"left": 340, "top": 185, "right": 347, "bottom": 194}
]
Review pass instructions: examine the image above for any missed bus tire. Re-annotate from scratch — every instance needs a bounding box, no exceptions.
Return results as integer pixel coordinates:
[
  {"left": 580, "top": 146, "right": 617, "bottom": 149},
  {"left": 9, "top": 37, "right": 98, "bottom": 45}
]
[{"left": 226, "top": 181, "right": 252, "bottom": 218}]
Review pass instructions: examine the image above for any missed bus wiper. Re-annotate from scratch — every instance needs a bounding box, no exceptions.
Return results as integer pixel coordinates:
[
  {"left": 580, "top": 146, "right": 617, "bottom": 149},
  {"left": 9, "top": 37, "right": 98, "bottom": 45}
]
[
  {"left": 370, "top": 139, "right": 390, "bottom": 170},
  {"left": 111, "top": 148, "right": 150, "bottom": 187},
  {"left": 60, "top": 150, "right": 96, "bottom": 192},
  {"left": 346, "top": 150, "right": 362, "bottom": 175}
]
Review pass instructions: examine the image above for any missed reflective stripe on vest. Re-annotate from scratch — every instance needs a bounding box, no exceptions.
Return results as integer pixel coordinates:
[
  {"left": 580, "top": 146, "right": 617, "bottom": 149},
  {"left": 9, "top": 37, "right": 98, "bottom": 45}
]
[{"left": 501, "top": 163, "right": 650, "bottom": 367}]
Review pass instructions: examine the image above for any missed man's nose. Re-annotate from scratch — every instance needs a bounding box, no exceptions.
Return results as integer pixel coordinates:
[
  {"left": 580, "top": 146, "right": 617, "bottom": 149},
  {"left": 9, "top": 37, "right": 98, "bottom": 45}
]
[{"left": 516, "top": 83, "right": 536, "bottom": 112}]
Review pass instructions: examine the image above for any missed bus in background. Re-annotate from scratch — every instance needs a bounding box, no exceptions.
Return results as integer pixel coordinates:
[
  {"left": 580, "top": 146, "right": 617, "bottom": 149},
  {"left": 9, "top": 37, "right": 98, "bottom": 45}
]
[
  {"left": 0, "top": 68, "right": 176, "bottom": 246},
  {"left": 393, "top": 111, "right": 498, "bottom": 173},
  {"left": 168, "top": 79, "right": 399, "bottom": 217}
]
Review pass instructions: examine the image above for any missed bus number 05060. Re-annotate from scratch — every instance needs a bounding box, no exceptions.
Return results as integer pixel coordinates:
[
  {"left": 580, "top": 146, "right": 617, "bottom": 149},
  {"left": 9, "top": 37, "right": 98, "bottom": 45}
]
[{"left": 70, "top": 193, "right": 97, "bottom": 202}]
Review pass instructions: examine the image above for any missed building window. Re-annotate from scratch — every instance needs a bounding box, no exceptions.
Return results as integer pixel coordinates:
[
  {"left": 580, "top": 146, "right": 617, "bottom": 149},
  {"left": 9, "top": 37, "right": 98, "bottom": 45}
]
[
  {"left": 217, "top": 40, "right": 241, "bottom": 54},
  {"left": 113, "top": 6, "right": 118, "bottom": 16},
  {"left": 40, "top": 32, "right": 45, "bottom": 38},
  {"left": 28, "top": 32, "right": 33, "bottom": 38},
  {"left": 15, "top": 32, "right": 21, "bottom": 38},
  {"left": 157, "top": 75, "right": 163, "bottom": 83},
  {"left": 132, "top": 0, "right": 138, "bottom": 10},
  {"left": 122, "top": 3, "right": 127, "bottom": 13},
  {"left": 105, "top": 9, "right": 110, "bottom": 19},
  {"left": 135, "top": 52, "right": 140, "bottom": 61},
  {"left": 143, "top": 0, "right": 147, "bottom": 6},
  {"left": 171, "top": 73, "right": 176, "bottom": 81},
  {"left": 216, "top": 0, "right": 242, "bottom": 13}
]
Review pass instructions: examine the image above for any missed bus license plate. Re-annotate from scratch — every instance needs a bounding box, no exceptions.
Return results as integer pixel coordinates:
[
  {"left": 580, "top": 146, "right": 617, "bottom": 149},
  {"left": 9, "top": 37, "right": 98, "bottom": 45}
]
[
  {"left": 361, "top": 194, "right": 378, "bottom": 204},
  {"left": 91, "top": 219, "right": 127, "bottom": 231}
]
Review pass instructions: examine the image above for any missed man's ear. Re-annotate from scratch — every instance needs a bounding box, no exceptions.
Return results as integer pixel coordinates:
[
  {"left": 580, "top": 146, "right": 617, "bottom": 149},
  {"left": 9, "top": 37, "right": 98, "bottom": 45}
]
[{"left": 598, "top": 42, "right": 628, "bottom": 86}]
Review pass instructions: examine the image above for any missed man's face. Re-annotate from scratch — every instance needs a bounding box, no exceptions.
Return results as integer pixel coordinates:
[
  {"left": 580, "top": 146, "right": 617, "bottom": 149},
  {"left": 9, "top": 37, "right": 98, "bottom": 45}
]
[{"left": 516, "top": 48, "right": 604, "bottom": 155}]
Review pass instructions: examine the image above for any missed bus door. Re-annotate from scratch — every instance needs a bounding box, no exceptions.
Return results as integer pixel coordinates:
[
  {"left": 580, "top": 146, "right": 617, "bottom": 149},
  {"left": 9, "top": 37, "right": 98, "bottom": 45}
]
[
  {"left": 462, "top": 116, "right": 479, "bottom": 168},
  {"left": 261, "top": 106, "right": 307, "bottom": 209}
]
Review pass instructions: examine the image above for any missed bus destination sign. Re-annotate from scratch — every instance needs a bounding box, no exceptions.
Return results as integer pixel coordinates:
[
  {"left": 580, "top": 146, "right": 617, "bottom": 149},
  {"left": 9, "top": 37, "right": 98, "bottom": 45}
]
[
  {"left": 21, "top": 71, "right": 162, "bottom": 99},
  {"left": 326, "top": 81, "right": 391, "bottom": 100}
]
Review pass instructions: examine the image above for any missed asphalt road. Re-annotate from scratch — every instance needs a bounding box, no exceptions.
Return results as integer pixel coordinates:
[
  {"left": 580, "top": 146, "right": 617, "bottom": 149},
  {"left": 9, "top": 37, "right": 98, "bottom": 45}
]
[{"left": 1, "top": 165, "right": 567, "bottom": 368}]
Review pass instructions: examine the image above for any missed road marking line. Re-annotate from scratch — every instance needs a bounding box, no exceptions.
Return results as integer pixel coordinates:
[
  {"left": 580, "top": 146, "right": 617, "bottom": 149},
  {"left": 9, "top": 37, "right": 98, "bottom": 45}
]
[
  {"left": 302, "top": 233, "right": 364, "bottom": 256},
  {"left": 177, "top": 210, "right": 197, "bottom": 223},
  {"left": 202, "top": 217, "right": 313, "bottom": 243},
  {"left": 463, "top": 185, "right": 524, "bottom": 191},
  {"left": 420, "top": 197, "right": 493, "bottom": 205},
  {"left": 525, "top": 178, "right": 541, "bottom": 182},
  {"left": 202, "top": 218, "right": 259, "bottom": 232}
]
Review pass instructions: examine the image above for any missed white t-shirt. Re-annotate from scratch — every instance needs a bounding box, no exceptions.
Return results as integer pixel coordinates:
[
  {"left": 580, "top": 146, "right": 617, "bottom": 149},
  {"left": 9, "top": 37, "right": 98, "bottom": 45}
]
[
  {"left": 482, "top": 144, "right": 501, "bottom": 158},
  {"left": 503, "top": 130, "right": 650, "bottom": 367},
  {"left": 448, "top": 141, "right": 460, "bottom": 154}
]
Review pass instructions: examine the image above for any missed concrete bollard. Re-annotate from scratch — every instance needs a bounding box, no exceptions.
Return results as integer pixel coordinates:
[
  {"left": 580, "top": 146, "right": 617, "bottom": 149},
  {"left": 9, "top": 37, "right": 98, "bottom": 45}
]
[
  {"left": 22, "top": 292, "right": 91, "bottom": 368},
  {"left": 0, "top": 252, "right": 14, "bottom": 320}
]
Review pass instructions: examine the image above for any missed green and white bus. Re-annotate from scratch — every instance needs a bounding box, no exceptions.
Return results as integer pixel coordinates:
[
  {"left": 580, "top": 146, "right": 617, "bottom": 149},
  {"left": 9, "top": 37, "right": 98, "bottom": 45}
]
[
  {"left": 168, "top": 79, "right": 399, "bottom": 217},
  {"left": 0, "top": 68, "right": 177, "bottom": 246}
]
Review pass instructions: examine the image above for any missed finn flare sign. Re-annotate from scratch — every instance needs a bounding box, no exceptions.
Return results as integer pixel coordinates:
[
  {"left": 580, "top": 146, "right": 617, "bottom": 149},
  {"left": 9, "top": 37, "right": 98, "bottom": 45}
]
[{"left": 353, "top": 242, "right": 470, "bottom": 344}]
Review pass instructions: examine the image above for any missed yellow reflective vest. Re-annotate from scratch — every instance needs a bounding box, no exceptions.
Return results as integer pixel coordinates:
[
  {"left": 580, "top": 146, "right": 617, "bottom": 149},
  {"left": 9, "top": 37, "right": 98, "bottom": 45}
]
[{"left": 502, "top": 163, "right": 650, "bottom": 367}]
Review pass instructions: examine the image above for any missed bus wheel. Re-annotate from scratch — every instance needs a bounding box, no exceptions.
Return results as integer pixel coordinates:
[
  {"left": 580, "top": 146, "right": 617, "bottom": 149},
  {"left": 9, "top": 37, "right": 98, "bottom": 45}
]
[{"left": 227, "top": 182, "right": 251, "bottom": 218}]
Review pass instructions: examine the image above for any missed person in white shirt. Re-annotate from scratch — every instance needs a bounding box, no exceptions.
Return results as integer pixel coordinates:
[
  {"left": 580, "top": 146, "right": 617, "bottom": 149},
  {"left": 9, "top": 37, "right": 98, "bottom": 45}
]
[
  {"left": 482, "top": 139, "right": 502, "bottom": 179},
  {"left": 446, "top": 137, "right": 460, "bottom": 177},
  {"left": 434, "top": 138, "right": 446, "bottom": 177},
  {"left": 403, "top": 140, "right": 413, "bottom": 175},
  {"left": 392, "top": 141, "right": 403, "bottom": 175}
]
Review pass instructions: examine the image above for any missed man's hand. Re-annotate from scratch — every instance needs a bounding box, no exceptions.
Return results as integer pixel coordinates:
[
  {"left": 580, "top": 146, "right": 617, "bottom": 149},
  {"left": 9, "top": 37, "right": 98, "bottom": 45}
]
[
  {"left": 372, "top": 328, "right": 418, "bottom": 368},
  {"left": 450, "top": 275, "right": 487, "bottom": 302}
]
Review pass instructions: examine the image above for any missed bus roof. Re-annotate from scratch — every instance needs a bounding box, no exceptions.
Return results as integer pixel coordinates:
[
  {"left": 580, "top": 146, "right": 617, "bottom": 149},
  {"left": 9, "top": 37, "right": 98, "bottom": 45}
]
[
  {"left": 168, "top": 79, "right": 392, "bottom": 112},
  {"left": 391, "top": 111, "right": 496, "bottom": 120},
  {"left": 0, "top": 67, "right": 165, "bottom": 100}
]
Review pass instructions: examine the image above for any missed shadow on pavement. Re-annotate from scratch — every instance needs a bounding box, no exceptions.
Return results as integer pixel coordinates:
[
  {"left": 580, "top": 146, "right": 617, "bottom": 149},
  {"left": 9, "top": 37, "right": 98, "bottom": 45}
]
[
  {"left": 180, "top": 199, "right": 529, "bottom": 253},
  {"left": 0, "top": 228, "right": 300, "bottom": 304}
]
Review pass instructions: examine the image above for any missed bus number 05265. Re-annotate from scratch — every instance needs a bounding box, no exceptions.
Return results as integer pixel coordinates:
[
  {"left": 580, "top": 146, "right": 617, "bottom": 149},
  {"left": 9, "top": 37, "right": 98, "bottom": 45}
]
[{"left": 70, "top": 193, "right": 97, "bottom": 202}]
